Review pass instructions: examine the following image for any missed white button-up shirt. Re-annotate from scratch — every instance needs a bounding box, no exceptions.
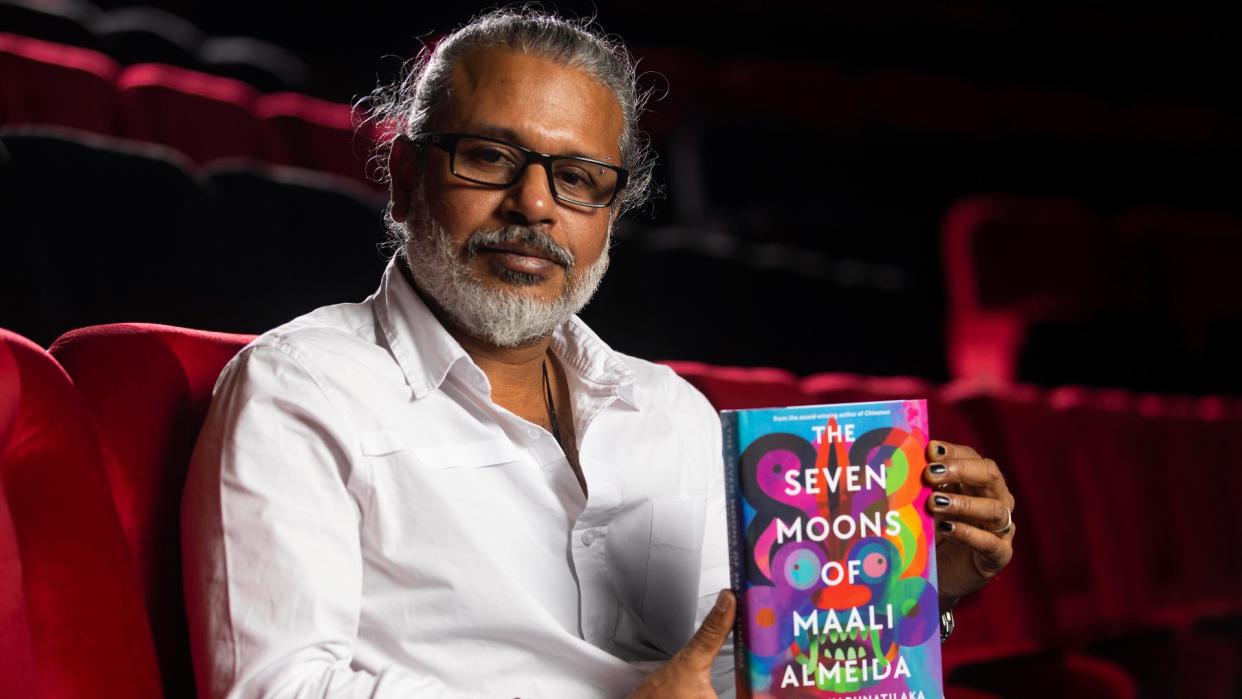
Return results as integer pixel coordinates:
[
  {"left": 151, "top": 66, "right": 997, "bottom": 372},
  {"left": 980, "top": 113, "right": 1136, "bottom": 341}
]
[{"left": 182, "top": 258, "right": 735, "bottom": 698}]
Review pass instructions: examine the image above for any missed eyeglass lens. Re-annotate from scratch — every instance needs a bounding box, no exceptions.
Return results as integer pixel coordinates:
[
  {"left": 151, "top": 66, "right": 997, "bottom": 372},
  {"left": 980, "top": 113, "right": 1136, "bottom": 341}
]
[{"left": 452, "top": 136, "right": 618, "bottom": 206}]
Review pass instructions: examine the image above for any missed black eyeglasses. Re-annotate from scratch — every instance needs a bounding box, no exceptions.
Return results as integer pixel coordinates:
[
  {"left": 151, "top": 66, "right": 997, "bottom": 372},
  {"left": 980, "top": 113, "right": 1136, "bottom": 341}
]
[{"left": 403, "top": 132, "right": 628, "bottom": 208}]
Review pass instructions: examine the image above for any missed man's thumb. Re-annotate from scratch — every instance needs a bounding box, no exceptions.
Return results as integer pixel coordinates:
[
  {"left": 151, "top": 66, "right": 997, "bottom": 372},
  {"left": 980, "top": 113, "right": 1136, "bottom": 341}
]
[{"left": 682, "top": 589, "right": 736, "bottom": 662}]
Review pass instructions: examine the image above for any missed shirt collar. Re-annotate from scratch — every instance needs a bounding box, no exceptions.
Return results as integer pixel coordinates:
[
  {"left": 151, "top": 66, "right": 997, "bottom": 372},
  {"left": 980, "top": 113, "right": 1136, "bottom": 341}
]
[
  {"left": 374, "top": 257, "right": 470, "bottom": 400},
  {"left": 374, "top": 257, "right": 638, "bottom": 409}
]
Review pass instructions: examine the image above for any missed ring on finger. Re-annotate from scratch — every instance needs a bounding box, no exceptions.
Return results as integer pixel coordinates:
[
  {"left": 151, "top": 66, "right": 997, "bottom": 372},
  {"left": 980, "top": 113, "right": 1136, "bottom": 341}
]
[{"left": 991, "top": 507, "right": 1013, "bottom": 535}]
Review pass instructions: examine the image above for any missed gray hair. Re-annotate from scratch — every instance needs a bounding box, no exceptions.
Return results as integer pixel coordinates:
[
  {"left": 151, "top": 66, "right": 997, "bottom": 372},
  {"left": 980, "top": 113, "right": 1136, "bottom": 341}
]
[{"left": 361, "top": 7, "right": 655, "bottom": 225}]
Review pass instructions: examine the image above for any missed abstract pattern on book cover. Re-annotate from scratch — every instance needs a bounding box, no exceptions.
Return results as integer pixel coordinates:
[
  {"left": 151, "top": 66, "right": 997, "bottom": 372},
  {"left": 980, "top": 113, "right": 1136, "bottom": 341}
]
[{"left": 722, "top": 400, "right": 942, "bottom": 698}]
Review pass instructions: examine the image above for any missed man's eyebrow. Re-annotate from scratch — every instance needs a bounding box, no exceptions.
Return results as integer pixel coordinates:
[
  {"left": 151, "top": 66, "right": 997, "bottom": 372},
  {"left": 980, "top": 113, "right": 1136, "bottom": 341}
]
[{"left": 467, "top": 123, "right": 614, "bottom": 162}]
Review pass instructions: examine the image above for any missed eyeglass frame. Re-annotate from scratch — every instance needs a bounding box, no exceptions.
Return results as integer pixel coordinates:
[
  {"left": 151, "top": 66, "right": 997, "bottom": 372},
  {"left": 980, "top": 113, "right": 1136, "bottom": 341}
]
[{"left": 400, "top": 132, "right": 629, "bottom": 209}]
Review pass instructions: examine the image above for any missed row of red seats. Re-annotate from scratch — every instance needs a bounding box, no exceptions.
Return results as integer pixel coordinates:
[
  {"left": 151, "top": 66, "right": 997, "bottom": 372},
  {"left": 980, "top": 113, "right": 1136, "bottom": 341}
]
[
  {"left": 4, "top": 323, "right": 1192, "bottom": 696},
  {"left": 5, "top": 27, "right": 1236, "bottom": 196},
  {"left": 0, "top": 324, "right": 1014, "bottom": 698},
  {"left": 666, "top": 360, "right": 1242, "bottom": 695},
  {"left": 941, "top": 194, "right": 1242, "bottom": 387},
  {"left": 0, "top": 32, "right": 379, "bottom": 189},
  {"left": 0, "top": 1, "right": 309, "bottom": 92},
  {"left": 636, "top": 50, "right": 1239, "bottom": 146}
]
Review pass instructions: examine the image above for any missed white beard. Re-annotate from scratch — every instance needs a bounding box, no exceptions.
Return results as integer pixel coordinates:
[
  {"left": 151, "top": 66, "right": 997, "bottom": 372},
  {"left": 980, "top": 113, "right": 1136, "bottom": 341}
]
[{"left": 396, "top": 193, "right": 610, "bottom": 348}]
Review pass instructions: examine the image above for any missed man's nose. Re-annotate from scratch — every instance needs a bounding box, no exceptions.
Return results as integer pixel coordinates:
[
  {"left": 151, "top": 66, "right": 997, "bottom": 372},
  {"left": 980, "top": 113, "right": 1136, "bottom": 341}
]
[{"left": 500, "top": 160, "right": 556, "bottom": 226}]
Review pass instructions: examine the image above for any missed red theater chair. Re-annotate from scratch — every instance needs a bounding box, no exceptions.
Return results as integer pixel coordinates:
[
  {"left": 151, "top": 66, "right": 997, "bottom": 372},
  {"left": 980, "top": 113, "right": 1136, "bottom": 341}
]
[
  {"left": 49, "top": 323, "right": 254, "bottom": 699},
  {"left": 941, "top": 194, "right": 1106, "bottom": 384},
  {"left": 256, "top": 91, "right": 379, "bottom": 188},
  {"left": 0, "top": 328, "right": 163, "bottom": 698},
  {"left": 118, "top": 63, "right": 259, "bottom": 164},
  {"left": 661, "top": 360, "right": 810, "bottom": 410},
  {"left": 0, "top": 33, "right": 119, "bottom": 134}
]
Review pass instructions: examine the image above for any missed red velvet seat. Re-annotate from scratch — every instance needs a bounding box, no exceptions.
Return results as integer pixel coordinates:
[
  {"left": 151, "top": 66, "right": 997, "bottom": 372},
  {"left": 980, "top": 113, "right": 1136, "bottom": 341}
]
[
  {"left": 941, "top": 195, "right": 1106, "bottom": 383},
  {"left": 662, "top": 361, "right": 810, "bottom": 410},
  {"left": 0, "top": 33, "right": 119, "bottom": 134},
  {"left": 951, "top": 382, "right": 1123, "bottom": 640},
  {"left": 49, "top": 323, "right": 254, "bottom": 699},
  {"left": 1049, "top": 387, "right": 1242, "bottom": 624},
  {"left": 255, "top": 91, "right": 379, "bottom": 188},
  {"left": 0, "top": 328, "right": 163, "bottom": 698},
  {"left": 117, "top": 63, "right": 259, "bottom": 163}
]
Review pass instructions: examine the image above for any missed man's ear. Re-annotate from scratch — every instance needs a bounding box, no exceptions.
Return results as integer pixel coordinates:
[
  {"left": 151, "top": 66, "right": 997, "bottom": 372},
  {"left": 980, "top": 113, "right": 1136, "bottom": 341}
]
[{"left": 388, "top": 136, "right": 419, "bottom": 223}]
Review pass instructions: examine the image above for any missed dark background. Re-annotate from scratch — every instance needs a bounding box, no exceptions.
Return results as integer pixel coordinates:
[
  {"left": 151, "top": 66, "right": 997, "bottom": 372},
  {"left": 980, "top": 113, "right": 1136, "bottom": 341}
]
[{"left": 4, "top": 0, "right": 1241, "bottom": 393}]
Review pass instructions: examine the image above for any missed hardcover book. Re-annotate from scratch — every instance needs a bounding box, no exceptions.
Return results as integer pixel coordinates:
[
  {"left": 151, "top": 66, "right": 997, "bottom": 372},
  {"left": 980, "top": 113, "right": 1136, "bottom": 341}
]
[{"left": 721, "top": 400, "right": 942, "bottom": 699}]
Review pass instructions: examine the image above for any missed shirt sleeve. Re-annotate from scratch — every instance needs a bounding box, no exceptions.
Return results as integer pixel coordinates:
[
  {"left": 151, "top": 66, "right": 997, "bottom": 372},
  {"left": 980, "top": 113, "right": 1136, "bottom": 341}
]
[
  {"left": 688, "top": 385, "right": 737, "bottom": 698},
  {"left": 181, "top": 342, "right": 452, "bottom": 699}
]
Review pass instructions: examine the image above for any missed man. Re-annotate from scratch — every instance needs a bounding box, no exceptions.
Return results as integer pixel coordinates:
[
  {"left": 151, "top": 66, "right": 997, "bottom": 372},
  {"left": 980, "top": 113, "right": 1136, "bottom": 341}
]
[{"left": 182, "top": 9, "right": 1015, "bottom": 698}]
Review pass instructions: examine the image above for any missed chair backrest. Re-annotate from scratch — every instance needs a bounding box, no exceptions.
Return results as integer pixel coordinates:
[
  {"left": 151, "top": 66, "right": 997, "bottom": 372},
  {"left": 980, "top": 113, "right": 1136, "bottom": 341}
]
[
  {"left": 204, "top": 160, "right": 388, "bottom": 332},
  {"left": 49, "top": 323, "right": 254, "bottom": 699},
  {"left": 663, "top": 360, "right": 809, "bottom": 410},
  {"left": 255, "top": 91, "right": 377, "bottom": 187},
  {"left": 0, "top": 0, "right": 102, "bottom": 50},
  {"left": 117, "top": 62, "right": 258, "bottom": 163},
  {"left": 0, "top": 328, "right": 163, "bottom": 698},
  {"left": 0, "top": 128, "right": 220, "bottom": 345},
  {"left": 0, "top": 32, "right": 118, "bottom": 134},
  {"left": 940, "top": 194, "right": 1105, "bottom": 383},
  {"left": 90, "top": 6, "right": 204, "bottom": 70}
]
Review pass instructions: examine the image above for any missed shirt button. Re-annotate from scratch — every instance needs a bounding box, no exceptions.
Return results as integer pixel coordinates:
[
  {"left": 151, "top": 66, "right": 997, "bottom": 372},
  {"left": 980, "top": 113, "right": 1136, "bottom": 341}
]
[{"left": 581, "top": 530, "right": 599, "bottom": 546}]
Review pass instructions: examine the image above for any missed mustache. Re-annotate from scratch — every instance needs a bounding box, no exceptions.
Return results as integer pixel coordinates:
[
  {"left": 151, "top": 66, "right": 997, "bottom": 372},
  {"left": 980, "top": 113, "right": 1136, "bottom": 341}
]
[{"left": 463, "top": 226, "right": 575, "bottom": 270}]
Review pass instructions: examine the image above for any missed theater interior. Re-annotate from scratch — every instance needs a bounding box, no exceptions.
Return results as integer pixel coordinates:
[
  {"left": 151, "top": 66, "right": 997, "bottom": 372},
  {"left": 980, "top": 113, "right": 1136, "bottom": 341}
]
[{"left": 2, "top": 1, "right": 1240, "bottom": 696}]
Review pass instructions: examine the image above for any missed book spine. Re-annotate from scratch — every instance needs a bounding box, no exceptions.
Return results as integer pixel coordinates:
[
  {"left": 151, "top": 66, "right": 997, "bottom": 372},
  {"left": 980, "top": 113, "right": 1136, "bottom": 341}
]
[{"left": 720, "top": 411, "right": 748, "bottom": 683}]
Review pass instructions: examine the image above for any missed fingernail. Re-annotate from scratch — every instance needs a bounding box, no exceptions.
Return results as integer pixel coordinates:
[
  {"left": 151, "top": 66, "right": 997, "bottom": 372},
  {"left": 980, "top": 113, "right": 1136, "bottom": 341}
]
[
  {"left": 938, "top": 520, "right": 955, "bottom": 533},
  {"left": 934, "top": 444, "right": 947, "bottom": 457},
  {"left": 933, "top": 494, "right": 951, "bottom": 508},
  {"left": 929, "top": 463, "right": 947, "bottom": 476}
]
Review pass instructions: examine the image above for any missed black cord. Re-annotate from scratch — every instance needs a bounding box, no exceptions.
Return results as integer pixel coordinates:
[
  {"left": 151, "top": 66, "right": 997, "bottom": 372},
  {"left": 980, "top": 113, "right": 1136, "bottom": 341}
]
[{"left": 542, "top": 359, "right": 564, "bottom": 450}]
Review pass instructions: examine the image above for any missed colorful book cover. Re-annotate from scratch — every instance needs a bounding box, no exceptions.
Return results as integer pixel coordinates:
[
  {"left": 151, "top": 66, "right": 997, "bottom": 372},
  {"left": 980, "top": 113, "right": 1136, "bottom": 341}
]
[{"left": 721, "top": 400, "right": 942, "bottom": 699}]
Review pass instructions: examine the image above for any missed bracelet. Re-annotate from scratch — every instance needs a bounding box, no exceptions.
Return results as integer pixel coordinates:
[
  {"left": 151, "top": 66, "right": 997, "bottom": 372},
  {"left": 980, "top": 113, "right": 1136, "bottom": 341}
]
[{"left": 939, "top": 609, "right": 955, "bottom": 643}]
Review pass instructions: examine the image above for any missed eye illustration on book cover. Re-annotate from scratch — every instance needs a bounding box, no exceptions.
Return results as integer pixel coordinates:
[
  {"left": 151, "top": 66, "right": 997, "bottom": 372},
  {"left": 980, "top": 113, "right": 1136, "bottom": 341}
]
[{"left": 721, "top": 400, "right": 942, "bottom": 699}]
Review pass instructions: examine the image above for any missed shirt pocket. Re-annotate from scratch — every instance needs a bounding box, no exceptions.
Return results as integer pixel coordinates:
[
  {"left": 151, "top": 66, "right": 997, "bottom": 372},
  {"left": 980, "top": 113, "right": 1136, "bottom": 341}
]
[
  {"left": 359, "top": 429, "right": 525, "bottom": 468},
  {"left": 358, "top": 429, "right": 530, "bottom": 524},
  {"left": 643, "top": 496, "right": 707, "bottom": 654}
]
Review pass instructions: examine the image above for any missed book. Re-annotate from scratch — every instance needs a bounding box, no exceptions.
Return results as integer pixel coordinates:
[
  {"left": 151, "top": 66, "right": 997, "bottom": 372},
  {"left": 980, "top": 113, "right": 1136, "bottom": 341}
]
[{"left": 721, "top": 399, "right": 943, "bottom": 699}]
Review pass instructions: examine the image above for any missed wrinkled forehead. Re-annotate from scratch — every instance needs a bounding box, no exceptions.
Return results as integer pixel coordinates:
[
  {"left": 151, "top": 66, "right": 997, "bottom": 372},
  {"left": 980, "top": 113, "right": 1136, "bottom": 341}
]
[{"left": 432, "top": 47, "right": 624, "bottom": 164}]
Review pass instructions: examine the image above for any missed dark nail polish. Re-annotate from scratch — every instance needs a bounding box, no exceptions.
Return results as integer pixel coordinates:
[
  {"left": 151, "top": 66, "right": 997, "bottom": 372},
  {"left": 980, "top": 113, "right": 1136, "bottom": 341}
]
[
  {"left": 929, "top": 463, "right": 947, "bottom": 476},
  {"left": 934, "top": 444, "right": 947, "bottom": 457},
  {"left": 933, "top": 495, "right": 951, "bottom": 508},
  {"left": 938, "top": 520, "right": 955, "bottom": 533}
]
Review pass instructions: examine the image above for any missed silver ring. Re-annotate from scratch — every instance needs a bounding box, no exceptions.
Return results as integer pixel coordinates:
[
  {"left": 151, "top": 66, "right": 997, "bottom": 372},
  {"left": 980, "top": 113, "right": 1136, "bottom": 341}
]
[{"left": 991, "top": 507, "right": 1013, "bottom": 535}]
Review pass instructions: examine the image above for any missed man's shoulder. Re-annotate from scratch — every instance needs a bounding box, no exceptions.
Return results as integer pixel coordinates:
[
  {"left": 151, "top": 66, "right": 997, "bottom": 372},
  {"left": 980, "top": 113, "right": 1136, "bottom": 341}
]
[
  {"left": 223, "top": 299, "right": 389, "bottom": 386},
  {"left": 563, "top": 315, "right": 714, "bottom": 417},
  {"left": 612, "top": 350, "right": 716, "bottom": 417}
]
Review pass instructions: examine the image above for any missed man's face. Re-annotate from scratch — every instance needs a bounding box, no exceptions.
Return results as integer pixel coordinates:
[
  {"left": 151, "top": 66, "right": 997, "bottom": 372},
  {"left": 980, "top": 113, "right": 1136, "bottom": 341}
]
[{"left": 390, "top": 48, "right": 624, "bottom": 346}]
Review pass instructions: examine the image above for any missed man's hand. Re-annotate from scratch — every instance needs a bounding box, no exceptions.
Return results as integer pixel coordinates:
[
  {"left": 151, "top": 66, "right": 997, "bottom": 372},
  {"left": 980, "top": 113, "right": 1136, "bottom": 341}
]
[
  {"left": 923, "top": 440, "right": 1016, "bottom": 607},
  {"left": 629, "top": 590, "right": 736, "bottom": 699}
]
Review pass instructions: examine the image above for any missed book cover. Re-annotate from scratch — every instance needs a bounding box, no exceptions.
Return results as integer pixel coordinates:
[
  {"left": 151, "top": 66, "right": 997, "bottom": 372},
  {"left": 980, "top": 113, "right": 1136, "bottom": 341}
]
[{"left": 721, "top": 400, "right": 942, "bottom": 699}]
